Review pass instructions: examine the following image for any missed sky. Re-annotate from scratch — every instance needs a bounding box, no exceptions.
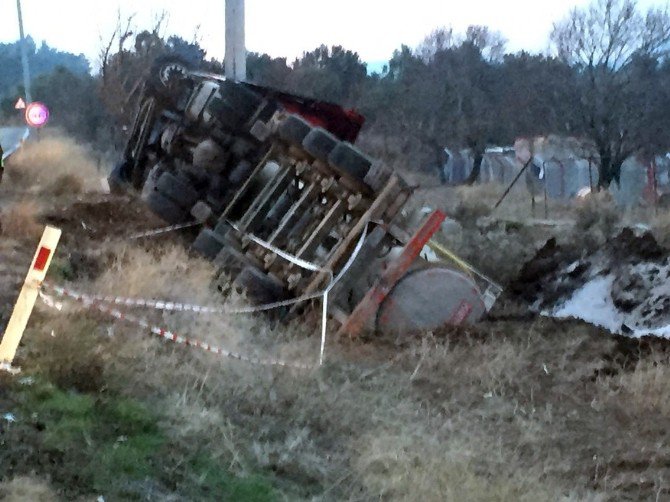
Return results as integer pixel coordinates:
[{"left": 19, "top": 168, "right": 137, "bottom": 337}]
[{"left": 0, "top": 0, "right": 667, "bottom": 69}]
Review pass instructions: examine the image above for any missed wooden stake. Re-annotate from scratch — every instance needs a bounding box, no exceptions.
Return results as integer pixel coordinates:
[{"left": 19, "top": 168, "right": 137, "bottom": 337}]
[{"left": 0, "top": 225, "right": 61, "bottom": 365}]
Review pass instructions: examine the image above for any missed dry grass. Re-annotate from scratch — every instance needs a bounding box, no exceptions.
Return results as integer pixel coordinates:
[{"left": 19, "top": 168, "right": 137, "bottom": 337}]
[
  {"left": 13, "top": 243, "right": 670, "bottom": 499},
  {"left": 602, "top": 357, "right": 670, "bottom": 416},
  {"left": 404, "top": 183, "right": 578, "bottom": 284},
  {"left": 414, "top": 182, "right": 579, "bottom": 224},
  {"left": 0, "top": 201, "right": 42, "bottom": 240},
  {"left": 6, "top": 163, "right": 670, "bottom": 499},
  {"left": 573, "top": 191, "right": 621, "bottom": 248},
  {"left": 354, "top": 432, "right": 562, "bottom": 502},
  {"left": 0, "top": 476, "right": 58, "bottom": 502},
  {"left": 87, "top": 242, "right": 321, "bottom": 362},
  {"left": 92, "top": 243, "right": 216, "bottom": 300},
  {"left": 3, "top": 136, "right": 100, "bottom": 194}
]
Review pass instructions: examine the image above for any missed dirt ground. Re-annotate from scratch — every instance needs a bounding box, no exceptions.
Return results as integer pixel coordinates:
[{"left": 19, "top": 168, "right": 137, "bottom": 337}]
[{"left": 3, "top": 139, "right": 670, "bottom": 500}]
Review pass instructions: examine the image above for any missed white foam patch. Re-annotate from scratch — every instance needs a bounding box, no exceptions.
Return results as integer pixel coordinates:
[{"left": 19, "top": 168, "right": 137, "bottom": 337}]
[
  {"left": 632, "top": 325, "right": 670, "bottom": 338},
  {"left": 550, "top": 275, "right": 625, "bottom": 333},
  {"left": 546, "top": 272, "right": 670, "bottom": 339}
]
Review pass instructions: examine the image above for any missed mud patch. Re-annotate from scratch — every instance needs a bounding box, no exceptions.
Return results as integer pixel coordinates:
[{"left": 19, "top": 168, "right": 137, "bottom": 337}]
[
  {"left": 42, "top": 194, "right": 168, "bottom": 243},
  {"left": 510, "top": 228, "right": 670, "bottom": 337}
]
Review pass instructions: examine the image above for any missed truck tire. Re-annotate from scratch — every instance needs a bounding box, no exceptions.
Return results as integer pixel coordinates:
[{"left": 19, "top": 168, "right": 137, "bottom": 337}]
[
  {"left": 192, "top": 229, "right": 226, "bottom": 259},
  {"left": 147, "top": 55, "right": 192, "bottom": 108},
  {"left": 221, "top": 81, "right": 262, "bottom": 119},
  {"left": 210, "top": 83, "right": 262, "bottom": 131},
  {"left": 278, "top": 115, "right": 312, "bottom": 146},
  {"left": 209, "top": 97, "right": 244, "bottom": 131},
  {"left": 302, "top": 128, "right": 338, "bottom": 162},
  {"left": 147, "top": 191, "right": 188, "bottom": 224},
  {"left": 156, "top": 172, "right": 199, "bottom": 209},
  {"left": 234, "top": 266, "right": 289, "bottom": 304},
  {"left": 328, "top": 142, "right": 373, "bottom": 181}
]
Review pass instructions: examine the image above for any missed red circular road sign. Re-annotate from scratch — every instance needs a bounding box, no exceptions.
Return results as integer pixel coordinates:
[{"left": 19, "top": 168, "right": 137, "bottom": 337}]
[{"left": 25, "top": 102, "right": 49, "bottom": 128}]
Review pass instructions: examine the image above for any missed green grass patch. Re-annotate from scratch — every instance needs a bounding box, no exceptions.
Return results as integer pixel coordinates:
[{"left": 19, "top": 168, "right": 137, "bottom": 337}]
[
  {"left": 18, "top": 383, "right": 163, "bottom": 494},
  {"left": 183, "top": 454, "right": 276, "bottom": 501},
  {"left": 4, "top": 380, "right": 277, "bottom": 500}
]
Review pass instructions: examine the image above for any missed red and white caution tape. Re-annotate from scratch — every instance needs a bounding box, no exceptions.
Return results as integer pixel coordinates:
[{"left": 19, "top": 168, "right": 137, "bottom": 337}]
[
  {"left": 42, "top": 281, "right": 325, "bottom": 315},
  {"left": 0, "top": 362, "right": 21, "bottom": 375},
  {"left": 38, "top": 222, "right": 369, "bottom": 369},
  {"left": 38, "top": 290, "right": 64, "bottom": 311},
  {"left": 38, "top": 290, "right": 314, "bottom": 370}
]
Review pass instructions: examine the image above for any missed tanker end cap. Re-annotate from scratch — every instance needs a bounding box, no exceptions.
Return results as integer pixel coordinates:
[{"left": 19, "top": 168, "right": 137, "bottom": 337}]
[{"left": 376, "top": 267, "right": 487, "bottom": 335}]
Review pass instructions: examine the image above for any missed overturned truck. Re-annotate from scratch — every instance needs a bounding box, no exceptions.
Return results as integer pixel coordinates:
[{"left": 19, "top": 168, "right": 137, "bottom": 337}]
[{"left": 111, "top": 57, "right": 495, "bottom": 336}]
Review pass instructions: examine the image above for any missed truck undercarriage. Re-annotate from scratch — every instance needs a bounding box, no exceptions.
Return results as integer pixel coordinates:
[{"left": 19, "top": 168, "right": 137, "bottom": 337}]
[{"left": 112, "top": 56, "right": 494, "bottom": 335}]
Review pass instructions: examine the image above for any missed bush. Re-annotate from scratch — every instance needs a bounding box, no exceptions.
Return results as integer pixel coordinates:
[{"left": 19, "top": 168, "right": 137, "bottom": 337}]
[
  {"left": 573, "top": 191, "right": 620, "bottom": 248},
  {"left": 4, "top": 135, "right": 100, "bottom": 193}
]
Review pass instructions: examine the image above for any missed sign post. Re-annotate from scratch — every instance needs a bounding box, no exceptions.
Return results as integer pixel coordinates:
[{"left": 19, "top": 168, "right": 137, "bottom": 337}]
[{"left": 0, "top": 225, "right": 61, "bottom": 367}]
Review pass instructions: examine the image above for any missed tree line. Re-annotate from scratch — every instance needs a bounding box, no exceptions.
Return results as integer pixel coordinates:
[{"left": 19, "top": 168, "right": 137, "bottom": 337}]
[{"left": 1, "top": 0, "right": 668, "bottom": 188}]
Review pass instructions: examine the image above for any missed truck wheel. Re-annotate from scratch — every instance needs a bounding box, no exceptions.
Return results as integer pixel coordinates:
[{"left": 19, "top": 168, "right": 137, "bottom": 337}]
[
  {"left": 220, "top": 81, "right": 262, "bottom": 119},
  {"left": 328, "top": 142, "right": 373, "bottom": 181},
  {"left": 147, "top": 55, "right": 192, "bottom": 108},
  {"left": 278, "top": 114, "right": 312, "bottom": 146},
  {"left": 302, "top": 128, "right": 338, "bottom": 162},
  {"left": 156, "top": 172, "right": 199, "bottom": 209},
  {"left": 209, "top": 97, "right": 245, "bottom": 131},
  {"left": 210, "top": 83, "right": 262, "bottom": 131},
  {"left": 234, "top": 266, "right": 289, "bottom": 304},
  {"left": 147, "top": 191, "right": 188, "bottom": 224},
  {"left": 192, "top": 229, "right": 226, "bottom": 259}
]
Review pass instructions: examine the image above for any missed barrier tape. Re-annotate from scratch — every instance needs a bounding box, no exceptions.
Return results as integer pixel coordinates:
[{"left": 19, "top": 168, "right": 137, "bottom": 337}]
[
  {"left": 43, "top": 281, "right": 325, "bottom": 314},
  {"left": 128, "top": 222, "right": 201, "bottom": 240},
  {"left": 40, "top": 222, "right": 370, "bottom": 368},
  {"left": 38, "top": 291, "right": 64, "bottom": 312},
  {"left": 0, "top": 362, "right": 20, "bottom": 375},
  {"left": 38, "top": 291, "right": 314, "bottom": 370}
]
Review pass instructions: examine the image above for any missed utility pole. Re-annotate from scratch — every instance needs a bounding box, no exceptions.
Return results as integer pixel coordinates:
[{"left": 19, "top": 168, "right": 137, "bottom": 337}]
[
  {"left": 16, "top": 0, "right": 32, "bottom": 103},
  {"left": 225, "top": 0, "right": 246, "bottom": 81}
]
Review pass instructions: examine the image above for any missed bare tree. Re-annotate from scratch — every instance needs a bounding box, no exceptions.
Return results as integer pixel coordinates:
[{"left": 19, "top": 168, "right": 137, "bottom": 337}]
[
  {"left": 551, "top": 0, "right": 670, "bottom": 188},
  {"left": 464, "top": 25, "right": 507, "bottom": 63},
  {"left": 401, "top": 27, "right": 506, "bottom": 184},
  {"left": 97, "top": 11, "right": 170, "bottom": 127}
]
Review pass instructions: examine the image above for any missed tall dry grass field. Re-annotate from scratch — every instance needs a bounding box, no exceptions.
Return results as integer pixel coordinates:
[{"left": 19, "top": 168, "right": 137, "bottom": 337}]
[
  {"left": 4, "top": 131, "right": 670, "bottom": 499},
  {"left": 3, "top": 136, "right": 101, "bottom": 194}
]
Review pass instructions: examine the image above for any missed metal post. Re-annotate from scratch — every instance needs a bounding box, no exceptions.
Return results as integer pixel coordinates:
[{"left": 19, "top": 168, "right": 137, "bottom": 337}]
[
  {"left": 493, "top": 157, "right": 533, "bottom": 210},
  {"left": 16, "top": 0, "right": 32, "bottom": 103},
  {"left": 225, "top": 0, "right": 246, "bottom": 81}
]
